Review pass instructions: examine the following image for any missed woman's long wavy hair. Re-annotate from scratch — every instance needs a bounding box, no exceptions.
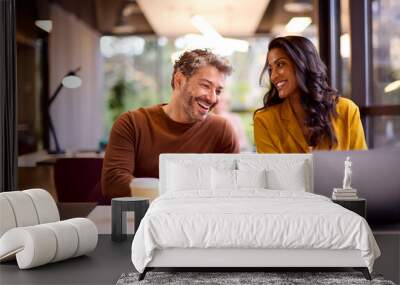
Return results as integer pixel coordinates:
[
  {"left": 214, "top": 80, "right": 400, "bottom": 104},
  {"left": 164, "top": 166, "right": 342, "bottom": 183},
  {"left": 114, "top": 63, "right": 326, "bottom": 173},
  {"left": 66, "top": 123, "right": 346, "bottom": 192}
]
[{"left": 255, "top": 36, "right": 339, "bottom": 149}]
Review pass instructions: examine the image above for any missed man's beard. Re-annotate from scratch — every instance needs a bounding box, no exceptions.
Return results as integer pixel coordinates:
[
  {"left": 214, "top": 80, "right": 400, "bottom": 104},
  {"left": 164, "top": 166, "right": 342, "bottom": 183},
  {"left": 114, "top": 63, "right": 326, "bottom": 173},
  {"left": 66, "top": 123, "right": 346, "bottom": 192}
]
[{"left": 182, "top": 85, "right": 217, "bottom": 121}]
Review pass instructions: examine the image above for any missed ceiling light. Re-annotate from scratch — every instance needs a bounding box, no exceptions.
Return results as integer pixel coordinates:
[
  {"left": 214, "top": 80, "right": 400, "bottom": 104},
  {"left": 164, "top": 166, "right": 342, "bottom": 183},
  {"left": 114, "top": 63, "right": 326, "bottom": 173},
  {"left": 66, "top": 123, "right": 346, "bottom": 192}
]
[
  {"left": 113, "top": 25, "right": 136, "bottom": 34},
  {"left": 122, "top": 3, "right": 141, "bottom": 17},
  {"left": 188, "top": 15, "right": 249, "bottom": 55},
  {"left": 35, "top": 20, "right": 52, "bottom": 33},
  {"left": 114, "top": 2, "right": 137, "bottom": 34},
  {"left": 384, "top": 80, "right": 400, "bottom": 93},
  {"left": 114, "top": 14, "right": 135, "bottom": 34},
  {"left": 190, "top": 15, "right": 222, "bottom": 41},
  {"left": 285, "top": 17, "right": 311, "bottom": 33},
  {"left": 284, "top": 0, "right": 313, "bottom": 13},
  {"left": 137, "top": 0, "right": 269, "bottom": 37},
  {"left": 174, "top": 33, "right": 249, "bottom": 57}
]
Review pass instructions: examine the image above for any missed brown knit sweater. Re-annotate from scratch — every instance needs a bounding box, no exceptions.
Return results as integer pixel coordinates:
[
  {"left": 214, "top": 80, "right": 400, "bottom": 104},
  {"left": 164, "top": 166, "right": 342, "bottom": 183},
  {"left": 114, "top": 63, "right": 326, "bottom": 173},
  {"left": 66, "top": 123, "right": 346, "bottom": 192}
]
[{"left": 101, "top": 104, "right": 239, "bottom": 198}]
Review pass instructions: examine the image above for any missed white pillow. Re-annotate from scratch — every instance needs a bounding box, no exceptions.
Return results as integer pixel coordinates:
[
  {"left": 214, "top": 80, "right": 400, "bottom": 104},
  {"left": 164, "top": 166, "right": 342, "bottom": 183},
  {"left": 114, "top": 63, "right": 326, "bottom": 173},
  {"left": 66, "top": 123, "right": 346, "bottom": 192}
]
[
  {"left": 236, "top": 169, "right": 267, "bottom": 189},
  {"left": 211, "top": 169, "right": 268, "bottom": 190},
  {"left": 266, "top": 162, "right": 307, "bottom": 191},
  {"left": 238, "top": 158, "right": 310, "bottom": 192},
  {"left": 212, "top": 168, "right": 236, "bottom": 190},
  {"left": 167, "top": 162, "right": 212, "bottom": 191}
]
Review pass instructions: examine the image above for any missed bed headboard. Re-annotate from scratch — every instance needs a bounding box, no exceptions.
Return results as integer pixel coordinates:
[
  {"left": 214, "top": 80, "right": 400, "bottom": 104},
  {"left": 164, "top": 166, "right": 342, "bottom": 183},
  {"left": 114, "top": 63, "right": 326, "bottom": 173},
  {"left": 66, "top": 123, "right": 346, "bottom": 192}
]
[{"left": 159, "top": 154, "right": 313, "bottom": 195}]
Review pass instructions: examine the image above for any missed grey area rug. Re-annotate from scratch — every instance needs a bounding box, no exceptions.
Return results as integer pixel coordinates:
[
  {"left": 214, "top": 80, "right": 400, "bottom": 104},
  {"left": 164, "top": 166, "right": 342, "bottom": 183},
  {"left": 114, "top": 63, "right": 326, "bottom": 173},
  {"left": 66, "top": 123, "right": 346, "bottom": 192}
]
[{"left": 116, "top": 272, "right": 396, "bottom": 285}]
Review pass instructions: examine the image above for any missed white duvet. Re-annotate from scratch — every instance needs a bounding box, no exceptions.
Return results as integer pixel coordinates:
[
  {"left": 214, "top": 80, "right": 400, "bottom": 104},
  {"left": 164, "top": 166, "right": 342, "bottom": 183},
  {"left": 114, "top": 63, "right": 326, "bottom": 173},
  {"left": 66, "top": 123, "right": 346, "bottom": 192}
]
[{"left": 131, "top": 190, "right": 380, "bottom": 273}]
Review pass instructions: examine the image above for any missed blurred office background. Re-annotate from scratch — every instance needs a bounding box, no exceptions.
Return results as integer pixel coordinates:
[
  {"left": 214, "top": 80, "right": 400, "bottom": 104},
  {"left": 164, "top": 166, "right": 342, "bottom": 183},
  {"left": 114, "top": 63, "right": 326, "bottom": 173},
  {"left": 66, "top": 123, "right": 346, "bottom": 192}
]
[
  {"left": 14, "top": 0, "right": 400, "bottom": 156},
  {"left": 0, "top": 0, "right": 397, "bottom": 198}
]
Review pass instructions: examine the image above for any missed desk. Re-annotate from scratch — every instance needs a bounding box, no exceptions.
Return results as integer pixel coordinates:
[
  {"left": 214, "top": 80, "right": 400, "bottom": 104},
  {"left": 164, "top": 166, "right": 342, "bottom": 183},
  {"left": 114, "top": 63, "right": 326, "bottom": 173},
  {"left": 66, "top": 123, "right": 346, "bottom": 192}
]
[
  {"left": 18, "top": 150, "right": 104, "bottom": 167},
  {"left": 18, "top": 151, "right": 103, "bottom": 201},
  {"left": 0, "top": 203, "right": 134, "bottom": 285},
  {"left": 18, "top": 151, "right": 104, "bottom": 203}
]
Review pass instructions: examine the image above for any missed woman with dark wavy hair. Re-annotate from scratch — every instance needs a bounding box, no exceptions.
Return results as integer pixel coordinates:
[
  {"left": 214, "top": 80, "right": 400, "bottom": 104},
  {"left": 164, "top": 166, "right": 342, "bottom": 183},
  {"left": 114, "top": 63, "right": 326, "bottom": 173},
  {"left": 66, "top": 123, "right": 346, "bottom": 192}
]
[{"left": 254, "top": 36, "right": 367, "bottom": 153}]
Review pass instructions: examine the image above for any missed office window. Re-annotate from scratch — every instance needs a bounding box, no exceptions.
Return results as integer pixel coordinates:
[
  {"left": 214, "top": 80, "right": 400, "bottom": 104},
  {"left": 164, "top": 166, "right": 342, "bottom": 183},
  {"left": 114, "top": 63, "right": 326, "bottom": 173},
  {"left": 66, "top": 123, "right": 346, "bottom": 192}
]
[
  {"left": 340, "top": 0, "right": 351, "bottom": 98},
  {"left": 372, "top": 0, "right": 400, "bottom": 106},
  {"left": 100, "top": 36, "right": 173, "bottom": 135},
  {"left": 372, "top": 116, "right": 400, "bottom": 147},
  {"left": 344, "top": 0, "right": 400, "bottom": 148},
  {"left": 371, "top": 0, "right": 400, "bottom": 147}
]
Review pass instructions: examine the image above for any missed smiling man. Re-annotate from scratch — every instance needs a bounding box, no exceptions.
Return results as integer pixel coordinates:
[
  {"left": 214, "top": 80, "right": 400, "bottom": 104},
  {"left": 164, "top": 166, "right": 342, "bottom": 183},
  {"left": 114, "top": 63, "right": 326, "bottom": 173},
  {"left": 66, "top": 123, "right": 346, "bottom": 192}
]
[{"left": 102, "top": 49, "right": 239, "bottom": 198}]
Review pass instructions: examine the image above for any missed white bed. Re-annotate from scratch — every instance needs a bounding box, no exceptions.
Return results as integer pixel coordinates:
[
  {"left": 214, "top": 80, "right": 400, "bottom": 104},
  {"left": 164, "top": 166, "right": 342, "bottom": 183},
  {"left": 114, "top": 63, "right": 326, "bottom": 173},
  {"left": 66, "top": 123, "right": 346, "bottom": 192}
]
[{"left": 131, "top": 154, "right": 380, "bottom": 280}]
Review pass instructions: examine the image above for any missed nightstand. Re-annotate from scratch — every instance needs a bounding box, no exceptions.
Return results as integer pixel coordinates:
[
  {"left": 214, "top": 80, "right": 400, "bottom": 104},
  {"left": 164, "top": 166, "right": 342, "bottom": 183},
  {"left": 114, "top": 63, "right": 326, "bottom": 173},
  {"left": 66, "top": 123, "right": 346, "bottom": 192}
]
[
  {"left": 332, "top": 198, "right": 367, "bottom": 218},
  {"left": 111, "top": 197, "right": 149, "bottom": 242}
]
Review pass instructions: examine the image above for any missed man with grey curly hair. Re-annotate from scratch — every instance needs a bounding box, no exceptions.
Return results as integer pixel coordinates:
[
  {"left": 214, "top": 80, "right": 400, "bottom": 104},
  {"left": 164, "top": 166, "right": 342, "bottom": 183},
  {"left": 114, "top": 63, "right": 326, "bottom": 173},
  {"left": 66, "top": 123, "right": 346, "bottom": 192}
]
[
  {"left": 102, "top": 49, "right": 239, "bottom": 199},
  {"left": 166, "top": 49, "right": 233, "bottom": 122}
]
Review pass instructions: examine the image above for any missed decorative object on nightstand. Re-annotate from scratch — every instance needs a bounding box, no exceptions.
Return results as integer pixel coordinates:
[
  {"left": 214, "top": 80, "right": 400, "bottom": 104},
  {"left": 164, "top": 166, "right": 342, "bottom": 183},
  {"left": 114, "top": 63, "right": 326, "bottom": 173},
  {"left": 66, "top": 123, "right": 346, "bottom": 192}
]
[
  {"left": 111, "top": 197, "right": 149, "bottom": 242},
  {"left": 332, "top": 156, "right": 358, "bottom": 200},
  {"left": 332, "top": 198, "right": 367, "bottom": 218}
]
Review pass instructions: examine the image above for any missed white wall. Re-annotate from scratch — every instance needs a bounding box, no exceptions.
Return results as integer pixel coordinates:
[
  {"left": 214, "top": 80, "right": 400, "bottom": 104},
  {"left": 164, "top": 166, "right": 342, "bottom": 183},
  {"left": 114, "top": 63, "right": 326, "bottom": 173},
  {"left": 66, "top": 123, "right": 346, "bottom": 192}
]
[{"left": 49, "top": 4, "right": 104, "bottom": 151}]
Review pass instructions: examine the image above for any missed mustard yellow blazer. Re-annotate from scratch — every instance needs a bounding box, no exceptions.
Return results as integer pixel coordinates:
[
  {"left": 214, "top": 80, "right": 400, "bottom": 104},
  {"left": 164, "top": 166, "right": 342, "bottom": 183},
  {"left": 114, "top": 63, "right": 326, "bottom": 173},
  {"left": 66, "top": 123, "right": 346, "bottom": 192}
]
[{"left": 254, "top": 97, "right": 368, "bottom": 153}]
